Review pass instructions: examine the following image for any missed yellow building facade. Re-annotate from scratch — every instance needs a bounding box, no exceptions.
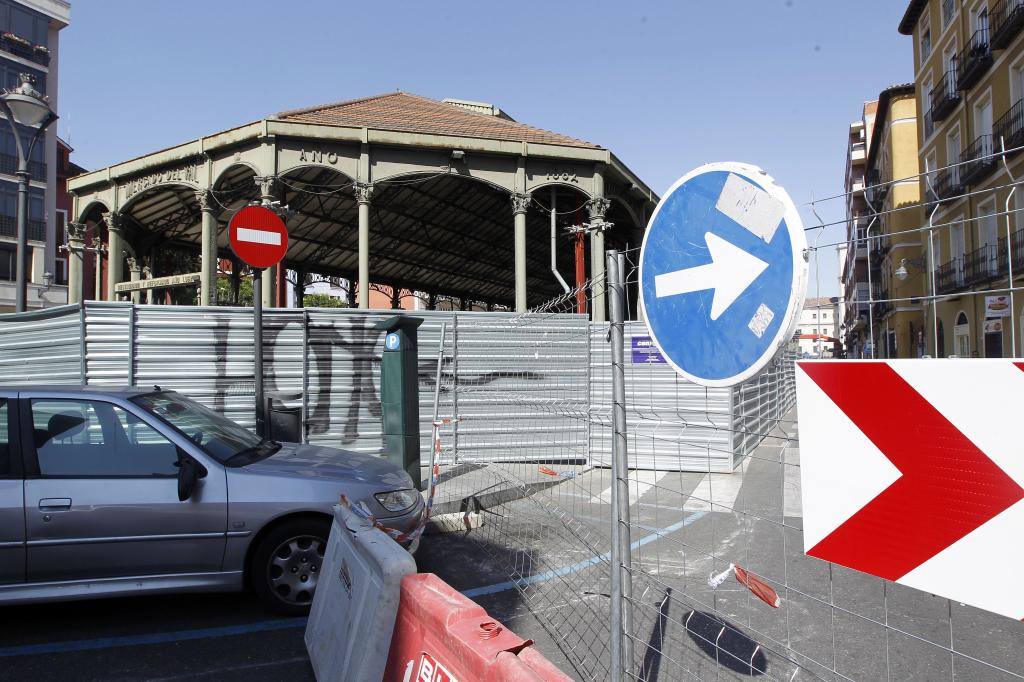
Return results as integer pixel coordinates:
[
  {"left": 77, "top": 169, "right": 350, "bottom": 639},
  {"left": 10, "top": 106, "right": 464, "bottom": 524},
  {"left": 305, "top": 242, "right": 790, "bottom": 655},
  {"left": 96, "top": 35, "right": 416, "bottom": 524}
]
[
  {"left": 902, "top": 0, "right": 1024, "bottom": 357},
  {"left": 864, "top": 86, "right": 927, "bottom": 358}
]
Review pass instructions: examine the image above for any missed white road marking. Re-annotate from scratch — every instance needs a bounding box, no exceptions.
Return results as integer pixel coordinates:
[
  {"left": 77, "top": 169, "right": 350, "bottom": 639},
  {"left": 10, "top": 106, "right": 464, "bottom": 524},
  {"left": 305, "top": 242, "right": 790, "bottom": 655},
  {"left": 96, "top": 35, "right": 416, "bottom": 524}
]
[{"left": 592, "top": 469, "right": 666, "bottom": 505}]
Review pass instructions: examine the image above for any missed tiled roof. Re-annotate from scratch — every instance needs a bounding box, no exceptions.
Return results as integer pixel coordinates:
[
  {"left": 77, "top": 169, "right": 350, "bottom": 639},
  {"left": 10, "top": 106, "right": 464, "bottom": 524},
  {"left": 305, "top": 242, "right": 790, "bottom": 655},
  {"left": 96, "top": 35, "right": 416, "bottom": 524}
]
[{"left": 274, "top": 92, "right": 601, "bottom": 149}]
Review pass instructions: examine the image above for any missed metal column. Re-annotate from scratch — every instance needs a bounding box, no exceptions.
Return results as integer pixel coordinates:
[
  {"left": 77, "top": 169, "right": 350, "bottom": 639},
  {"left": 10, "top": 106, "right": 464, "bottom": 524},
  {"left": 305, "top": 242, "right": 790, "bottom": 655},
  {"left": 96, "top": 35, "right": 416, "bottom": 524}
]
[{"left": 607, "top": 249, "right": 633, "bottom": 678}]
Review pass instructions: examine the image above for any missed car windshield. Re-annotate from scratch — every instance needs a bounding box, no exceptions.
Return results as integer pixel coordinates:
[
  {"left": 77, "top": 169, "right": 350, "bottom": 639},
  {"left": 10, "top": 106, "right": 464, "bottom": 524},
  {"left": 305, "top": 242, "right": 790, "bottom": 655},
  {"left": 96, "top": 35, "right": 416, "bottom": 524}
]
[{"left": 132, "top": 391, "right": 276, "bottom": 464}]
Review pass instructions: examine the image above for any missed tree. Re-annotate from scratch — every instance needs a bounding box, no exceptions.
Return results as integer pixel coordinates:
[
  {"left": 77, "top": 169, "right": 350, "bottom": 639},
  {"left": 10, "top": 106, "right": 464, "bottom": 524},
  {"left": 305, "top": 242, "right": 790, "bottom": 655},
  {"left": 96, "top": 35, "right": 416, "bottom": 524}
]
[
  {"left": 216, "top": 276, "right": 254, "bottom": 306},
  {"left": 303, "top": 293, "right": 348, "bottom": 308}
]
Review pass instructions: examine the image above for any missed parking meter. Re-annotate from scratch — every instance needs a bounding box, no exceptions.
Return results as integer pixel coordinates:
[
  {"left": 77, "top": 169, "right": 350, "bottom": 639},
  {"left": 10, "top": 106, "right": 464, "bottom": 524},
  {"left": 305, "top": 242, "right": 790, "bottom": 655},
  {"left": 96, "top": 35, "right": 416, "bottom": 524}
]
[{"left": 375, "top": 315, "right": 423, "bottom": 489}]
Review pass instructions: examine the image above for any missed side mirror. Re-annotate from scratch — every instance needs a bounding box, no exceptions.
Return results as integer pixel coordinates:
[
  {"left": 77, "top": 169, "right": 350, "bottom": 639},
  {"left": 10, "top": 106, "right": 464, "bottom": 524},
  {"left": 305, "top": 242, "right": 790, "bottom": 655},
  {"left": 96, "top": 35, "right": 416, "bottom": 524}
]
[{"left": 176, "top": 455, "right": 208, "bottom": 502}]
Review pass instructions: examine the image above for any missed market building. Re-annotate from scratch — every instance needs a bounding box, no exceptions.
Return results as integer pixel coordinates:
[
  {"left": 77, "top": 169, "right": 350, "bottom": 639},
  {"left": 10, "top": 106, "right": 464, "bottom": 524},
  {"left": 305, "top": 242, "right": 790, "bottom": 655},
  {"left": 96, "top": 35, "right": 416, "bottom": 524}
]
[{"left": 66, "top": 92, "right": 657, "bottom": 319}]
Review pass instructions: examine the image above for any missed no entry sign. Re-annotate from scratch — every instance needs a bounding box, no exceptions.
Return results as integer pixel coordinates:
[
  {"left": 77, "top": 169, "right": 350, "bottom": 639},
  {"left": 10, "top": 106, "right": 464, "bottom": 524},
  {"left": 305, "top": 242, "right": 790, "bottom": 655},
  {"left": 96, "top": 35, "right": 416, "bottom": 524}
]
[
  {"left": 796, "top": 360, "right": 1024, "bottom": 620},
  {"left": 229, "top": 205, "right": 288, "bottom": 269}
]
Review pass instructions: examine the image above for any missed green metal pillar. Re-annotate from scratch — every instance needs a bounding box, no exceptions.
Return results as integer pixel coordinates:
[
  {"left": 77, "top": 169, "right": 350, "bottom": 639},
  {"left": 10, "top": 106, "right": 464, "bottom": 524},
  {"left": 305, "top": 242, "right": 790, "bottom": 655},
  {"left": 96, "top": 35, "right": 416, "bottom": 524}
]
[{"left": 375, "top": 315, "right": 423, "bottom": 488}]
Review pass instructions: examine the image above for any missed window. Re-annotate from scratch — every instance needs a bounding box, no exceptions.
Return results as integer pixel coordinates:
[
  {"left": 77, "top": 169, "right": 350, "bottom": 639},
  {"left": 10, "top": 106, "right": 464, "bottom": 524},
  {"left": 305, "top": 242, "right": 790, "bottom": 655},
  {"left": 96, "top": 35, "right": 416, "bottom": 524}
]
[
  {"left": 951, "top": 218, "right": 966, "bottom": 260},
  {"left": 977, "top": 198, "right": 998, "bottom": 247},
  {"left": 0, "top": 398, "right": 9, "bottom": 476},
  {"left": 921, "top": 27, "right": 932, "bottom": 61},
  {"left": 947, "top": 127, "right": 962, "bottom": 183},
  {"left": 955, "top": 311, "right": 970, "bottom": 357},
  {"left": 942, "top": 0, "right": 957, "bottom": 28},
  {"left": 30, "top": 399, "right": 180, "bottom": 477}
]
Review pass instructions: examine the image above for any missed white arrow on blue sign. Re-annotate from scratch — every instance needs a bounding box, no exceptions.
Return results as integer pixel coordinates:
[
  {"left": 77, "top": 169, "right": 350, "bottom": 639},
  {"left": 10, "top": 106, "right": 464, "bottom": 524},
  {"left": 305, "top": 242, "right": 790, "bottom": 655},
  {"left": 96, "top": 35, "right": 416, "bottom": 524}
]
[{"left": 639, "top": 162, "right": 807, "bottom": 387}]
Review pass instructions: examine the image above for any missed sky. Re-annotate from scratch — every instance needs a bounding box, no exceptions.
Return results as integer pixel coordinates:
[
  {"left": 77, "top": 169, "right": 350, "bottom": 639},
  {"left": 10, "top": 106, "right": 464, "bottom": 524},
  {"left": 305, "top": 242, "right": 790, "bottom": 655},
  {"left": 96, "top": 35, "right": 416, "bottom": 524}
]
[{"left": 58, "top": 0, "right": 914, "bottom": 298}]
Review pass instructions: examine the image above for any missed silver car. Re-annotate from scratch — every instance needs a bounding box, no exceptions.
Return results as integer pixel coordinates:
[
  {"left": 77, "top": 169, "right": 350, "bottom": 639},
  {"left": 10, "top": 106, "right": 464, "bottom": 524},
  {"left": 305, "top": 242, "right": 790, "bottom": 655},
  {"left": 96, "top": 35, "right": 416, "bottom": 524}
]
[{"left": 0, "top": 385, "right": 424, "bottom": 615}]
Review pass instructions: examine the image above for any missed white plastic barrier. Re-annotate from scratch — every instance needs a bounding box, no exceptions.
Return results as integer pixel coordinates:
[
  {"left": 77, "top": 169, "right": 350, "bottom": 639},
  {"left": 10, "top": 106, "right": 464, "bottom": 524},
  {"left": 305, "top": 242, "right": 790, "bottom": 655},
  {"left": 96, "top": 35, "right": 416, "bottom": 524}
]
[{"left": 304, "top": 504, "right": 417, "bottom": 682}]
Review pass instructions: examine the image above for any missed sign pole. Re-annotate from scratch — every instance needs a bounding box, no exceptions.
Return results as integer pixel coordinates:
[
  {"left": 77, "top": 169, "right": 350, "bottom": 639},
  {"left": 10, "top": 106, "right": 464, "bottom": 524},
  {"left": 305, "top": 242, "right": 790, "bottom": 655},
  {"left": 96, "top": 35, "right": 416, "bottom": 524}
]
[
  {"left": 227, "top": 204, "right": 289, "bottom": 439},
  {"left": 253, "top": 267, "right": 265, "bottom": 438}
]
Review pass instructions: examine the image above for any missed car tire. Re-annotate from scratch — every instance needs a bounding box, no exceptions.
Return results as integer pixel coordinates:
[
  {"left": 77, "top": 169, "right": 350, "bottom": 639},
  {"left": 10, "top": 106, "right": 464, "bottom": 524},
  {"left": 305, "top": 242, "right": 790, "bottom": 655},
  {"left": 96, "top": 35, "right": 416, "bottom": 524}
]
[{"left": 250, "top": 517, "right": 331, "bottom": 616}]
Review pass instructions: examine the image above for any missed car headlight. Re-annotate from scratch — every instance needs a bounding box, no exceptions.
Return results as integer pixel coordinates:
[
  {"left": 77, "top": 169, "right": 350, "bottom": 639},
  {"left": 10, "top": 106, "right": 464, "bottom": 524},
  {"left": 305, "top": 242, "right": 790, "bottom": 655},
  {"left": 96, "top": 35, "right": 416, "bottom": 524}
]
[{"left": 374, "top": 489, "right": 419, "bottom": 513}]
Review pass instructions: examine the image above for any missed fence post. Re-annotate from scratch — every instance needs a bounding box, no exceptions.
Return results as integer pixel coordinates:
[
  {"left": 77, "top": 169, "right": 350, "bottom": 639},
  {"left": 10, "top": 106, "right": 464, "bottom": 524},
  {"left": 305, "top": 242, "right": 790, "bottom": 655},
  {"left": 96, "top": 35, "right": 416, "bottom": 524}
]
[
  {"left": 451, "top": 314, "right": 460, "bottom": 464},
  {"left": 606, "top": 249, "right": 633, "bottom": 679}
]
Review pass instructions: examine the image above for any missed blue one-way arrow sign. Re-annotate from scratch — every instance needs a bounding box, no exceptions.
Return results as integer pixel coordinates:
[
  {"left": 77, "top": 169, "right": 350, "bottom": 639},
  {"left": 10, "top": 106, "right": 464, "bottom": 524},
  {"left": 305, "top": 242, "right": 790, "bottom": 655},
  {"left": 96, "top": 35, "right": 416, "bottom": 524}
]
[{"left": 639, "top": 162, "right": 807, "bottom": 387}]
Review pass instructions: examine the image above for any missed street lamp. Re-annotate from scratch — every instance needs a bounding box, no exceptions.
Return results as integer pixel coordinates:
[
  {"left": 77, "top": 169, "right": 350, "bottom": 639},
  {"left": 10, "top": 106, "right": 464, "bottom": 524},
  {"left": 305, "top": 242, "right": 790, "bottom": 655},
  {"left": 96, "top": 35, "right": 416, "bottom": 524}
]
[{"left": 0, "top": 73, "right": 57, "bottom": 312}]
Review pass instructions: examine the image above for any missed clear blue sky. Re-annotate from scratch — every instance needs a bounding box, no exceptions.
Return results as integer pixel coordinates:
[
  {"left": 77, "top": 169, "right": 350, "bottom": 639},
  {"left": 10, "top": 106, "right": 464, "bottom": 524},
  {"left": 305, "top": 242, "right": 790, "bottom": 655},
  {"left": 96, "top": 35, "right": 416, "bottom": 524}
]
[{"left": 58, "top": 0, "right": 913, "bottom": 297}]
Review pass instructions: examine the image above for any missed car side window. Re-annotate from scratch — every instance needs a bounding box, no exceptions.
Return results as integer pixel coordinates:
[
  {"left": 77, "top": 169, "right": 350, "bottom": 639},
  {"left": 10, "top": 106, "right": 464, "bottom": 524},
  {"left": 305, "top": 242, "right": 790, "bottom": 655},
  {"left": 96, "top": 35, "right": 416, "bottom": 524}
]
[
  {"left": 31, "top": 399, "right": 179, "bottom": 477},
  {"left": 0, "top": 399, "right": 9, "bottom": 476}
]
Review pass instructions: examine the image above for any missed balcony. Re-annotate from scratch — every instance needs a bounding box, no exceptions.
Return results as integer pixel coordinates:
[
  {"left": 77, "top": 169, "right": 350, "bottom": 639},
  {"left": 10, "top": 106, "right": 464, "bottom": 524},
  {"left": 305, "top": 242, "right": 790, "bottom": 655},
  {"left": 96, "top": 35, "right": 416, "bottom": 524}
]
[
  {"left": 991, "top": 0, "right": 1024, "bottom": 49},
  {"left": 930, "top": 69, "right": 961, "bottom": 122},
  {"left": 964, "top": 244, "right": 999, "bottom": 284},
  {"left": 994, "top": 98, "right": 1024, "bottom": 154},
  {"left": 936, "top": 257, "right": 965, "bottom": 294},
  {"left": 958, "top": 28, "right": 995, "bottom": 91},
  {"left": 933, "top": 165, "right": 966, "bottom": 202},
  {"left": 0, "top": 154, "right": 45, "bottom": 182},
  {"left": 0, "top": 33, "right": 49, "bottom": 67},
  {"left": 0, "top": 214, "right": 45, "bottom": 241},
  {"left": 865, "top": 169, "right": 889, "bottom": 205},
  {"left": 997, "top": 228, "right": 1024, "bottom": 276},
  {"left": 961, "top": 134, "right": 997, "bottom": 185},
  {"left": 872, "top": 288, "right": 892, "bottom": 319}
]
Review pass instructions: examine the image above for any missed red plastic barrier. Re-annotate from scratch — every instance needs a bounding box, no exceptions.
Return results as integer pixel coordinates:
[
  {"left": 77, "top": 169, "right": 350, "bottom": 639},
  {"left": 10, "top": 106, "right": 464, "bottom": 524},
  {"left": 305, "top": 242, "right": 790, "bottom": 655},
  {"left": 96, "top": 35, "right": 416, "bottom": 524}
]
[{"left": 383, "top": 573, "right": 572, "bottom": 681}]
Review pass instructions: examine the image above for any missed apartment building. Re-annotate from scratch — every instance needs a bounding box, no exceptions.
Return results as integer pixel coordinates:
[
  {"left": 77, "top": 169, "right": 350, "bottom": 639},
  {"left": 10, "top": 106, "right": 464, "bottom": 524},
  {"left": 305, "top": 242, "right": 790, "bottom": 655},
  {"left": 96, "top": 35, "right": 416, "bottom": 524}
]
[
  {"left": 841, "top": 100, "right": 878, "bottom": 357},
  {"left": 902, "top": 0, "right": 1024, "bottom": 357},
  {"left": 798, "top": 297, "right": 841, "bottom": 357},
  {"left": 864, "top": 85, "right": 926, "bottom": 358},
  {"left": 0, "top": 0, "right": 69, "bottom": 312}
]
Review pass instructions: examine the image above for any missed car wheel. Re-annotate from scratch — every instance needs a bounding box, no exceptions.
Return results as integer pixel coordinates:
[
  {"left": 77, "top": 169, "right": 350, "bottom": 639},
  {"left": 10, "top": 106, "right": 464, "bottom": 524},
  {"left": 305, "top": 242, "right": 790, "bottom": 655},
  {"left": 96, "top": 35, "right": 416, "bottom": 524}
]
[{"left": 250, "top": 517, "right": 330, "bottom": 615}]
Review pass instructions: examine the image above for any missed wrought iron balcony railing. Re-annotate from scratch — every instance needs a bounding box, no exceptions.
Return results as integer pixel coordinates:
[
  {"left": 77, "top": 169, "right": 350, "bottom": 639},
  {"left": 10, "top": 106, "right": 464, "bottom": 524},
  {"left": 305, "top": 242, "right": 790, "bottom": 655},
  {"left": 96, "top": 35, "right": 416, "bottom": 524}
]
[
  {"left": 936, "top": 257, "right": 965, "bottom": 294},
  {"left": 964, "top": 244, "right": 999, "bottom": 284},
  {"left": 872, "top": 288, "right": 892, "bottom": 319},
  {"left": 0, "top": 154, "right": 45, "bottom": 182},
  {"left": 930, "top": 68, "right": 961, "bottom": 122},
  {"left": 934, "top": 164, "right": 966, "bottom": 202},
  {"left": 994, "top": 98, "right": 1024, "bottom": 154},
  {"left": 0, "top": 214, "right": 45, "bottom": 241},
  {"left": 997, "top": 228, "right": 1024, "bottom": 276},
  {"left": 991, "top": 0, "right": 1024, "bottom": 48},
  {"left": 957, "top": 27, "right": 995, "bottom": 91},
  {"left": 961, "top": 134, "right": 997, "bottom": 185}
]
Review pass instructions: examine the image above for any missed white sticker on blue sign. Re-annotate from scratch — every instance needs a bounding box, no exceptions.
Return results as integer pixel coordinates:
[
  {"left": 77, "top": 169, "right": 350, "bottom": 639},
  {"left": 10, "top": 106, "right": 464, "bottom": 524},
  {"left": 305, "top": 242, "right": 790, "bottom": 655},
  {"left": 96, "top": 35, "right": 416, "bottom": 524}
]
[
  {"left": 385, "top": 332, "right": 401, "bottom": 351},
  {"left": 639, "top": 162, "right": 807, "bottom": 387}
]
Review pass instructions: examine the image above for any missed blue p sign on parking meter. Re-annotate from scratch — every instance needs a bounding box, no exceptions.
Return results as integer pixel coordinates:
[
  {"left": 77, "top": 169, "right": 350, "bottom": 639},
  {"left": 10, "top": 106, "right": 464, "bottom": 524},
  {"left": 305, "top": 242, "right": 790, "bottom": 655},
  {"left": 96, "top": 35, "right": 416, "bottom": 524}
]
[{"left": 639, "top": 162, "right": 807, "bottom": 387}]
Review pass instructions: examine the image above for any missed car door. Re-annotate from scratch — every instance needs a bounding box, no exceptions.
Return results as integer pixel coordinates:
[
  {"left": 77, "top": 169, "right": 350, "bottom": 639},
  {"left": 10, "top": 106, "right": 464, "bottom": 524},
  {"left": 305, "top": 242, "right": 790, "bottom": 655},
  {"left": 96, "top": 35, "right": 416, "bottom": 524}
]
[
  {"left": 22, "top": 395, "right": 228, "bottom": 582},
  {"left": 0, "top": 392, "right": 24, "bottom": 585}
]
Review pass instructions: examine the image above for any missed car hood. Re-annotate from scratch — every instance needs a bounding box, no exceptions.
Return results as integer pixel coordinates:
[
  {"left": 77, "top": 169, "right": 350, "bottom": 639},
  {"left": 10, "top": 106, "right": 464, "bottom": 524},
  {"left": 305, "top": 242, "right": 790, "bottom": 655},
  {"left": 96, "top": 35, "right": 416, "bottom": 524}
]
[{"left": 243, "top": 442, "right": 415, "bottom": 489}]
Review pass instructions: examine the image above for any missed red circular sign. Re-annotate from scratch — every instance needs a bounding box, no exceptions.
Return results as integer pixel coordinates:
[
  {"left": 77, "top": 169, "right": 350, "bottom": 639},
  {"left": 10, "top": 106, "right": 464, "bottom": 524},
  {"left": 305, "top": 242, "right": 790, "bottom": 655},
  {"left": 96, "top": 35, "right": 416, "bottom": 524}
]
[{"left": 228, "top": 205, "right": 289, "bottom": 269}]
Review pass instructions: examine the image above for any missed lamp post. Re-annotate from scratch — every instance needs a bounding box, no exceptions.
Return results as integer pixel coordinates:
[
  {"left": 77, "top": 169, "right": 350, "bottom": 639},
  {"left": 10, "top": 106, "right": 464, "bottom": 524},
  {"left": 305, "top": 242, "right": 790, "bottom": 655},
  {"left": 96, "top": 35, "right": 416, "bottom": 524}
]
[{"left": 0, "top": 73, "right": 56, "bottom": 312}]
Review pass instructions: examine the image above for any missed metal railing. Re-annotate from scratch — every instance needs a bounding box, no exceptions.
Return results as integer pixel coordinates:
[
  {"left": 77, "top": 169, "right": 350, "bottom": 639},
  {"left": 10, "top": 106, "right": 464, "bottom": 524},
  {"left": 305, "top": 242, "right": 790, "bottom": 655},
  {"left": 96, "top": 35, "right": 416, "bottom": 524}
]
[
  {"left": 930, "top": 68, "right": 961, "bottom": 121},
  {"left": 0, "top": 214, "right": 45, "bottom": 241},
  {"left": 873, "top": 287, "right": 891, "bottom": 318},
  {"left": 961, "top": 133, "right": 997, "bottom": 184},
  {"left": 998, "top": 228, "right": 1024, "bottom": 276},
  {"left": 994, "top": 97, "right": 1024, "bottom": 153},
  {"left": 957, "top": 27, "right": 994, "bottom": 91},
  {"left": 991, "top": 0, "right": 1024, "bottom": 48},
  {"left": 964, "top": 243, "right": 1000, "bottom": 284},
  {"left": 0, "top": 153, "right": 46, "bottom": 182},
  {"left": 0, "top": 35, "right": 49, "bottom": 67},
  {"left": 934, "top": 163, "right": 966, "bottom": 201},
  {"left": 936, "top": 257, "right": 965, "bottom": 293}
]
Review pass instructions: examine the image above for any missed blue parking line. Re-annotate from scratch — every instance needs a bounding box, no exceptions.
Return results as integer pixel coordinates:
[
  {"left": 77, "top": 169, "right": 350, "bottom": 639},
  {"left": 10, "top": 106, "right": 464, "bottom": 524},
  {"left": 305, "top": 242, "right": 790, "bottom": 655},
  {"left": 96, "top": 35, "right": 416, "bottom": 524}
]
[
  {"left": 0, "top": 511, "right": 706, "bottom": 659},
  {"left": 0, "top": 617, "right": 308, "bottom": 658},
  {"left": 463, "top": 511, "right": 707, "bottom": 598}
]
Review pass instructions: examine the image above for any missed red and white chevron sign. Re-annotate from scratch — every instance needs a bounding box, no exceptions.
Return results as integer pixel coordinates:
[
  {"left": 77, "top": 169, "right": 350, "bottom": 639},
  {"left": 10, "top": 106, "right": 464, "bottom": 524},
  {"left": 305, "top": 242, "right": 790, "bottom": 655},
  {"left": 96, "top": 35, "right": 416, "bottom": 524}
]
[{"left": 795, "top": 360, "right": 1024, "bottom": 620}]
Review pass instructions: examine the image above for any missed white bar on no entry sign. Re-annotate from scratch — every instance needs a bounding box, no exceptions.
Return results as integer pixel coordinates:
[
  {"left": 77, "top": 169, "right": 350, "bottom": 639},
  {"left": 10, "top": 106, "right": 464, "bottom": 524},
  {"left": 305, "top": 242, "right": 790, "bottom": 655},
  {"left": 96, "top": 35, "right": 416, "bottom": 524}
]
[{"left": 237, "top": 227, "right": 282, "bottom": 246}]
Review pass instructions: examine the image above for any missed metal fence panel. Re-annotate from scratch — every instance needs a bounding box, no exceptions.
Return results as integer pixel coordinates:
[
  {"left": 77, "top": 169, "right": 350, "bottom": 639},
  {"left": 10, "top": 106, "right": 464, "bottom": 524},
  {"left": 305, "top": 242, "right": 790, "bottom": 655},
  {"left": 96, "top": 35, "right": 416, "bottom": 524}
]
[{"left": 0, "top": 304, "right": 83, "bottom": 385}]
